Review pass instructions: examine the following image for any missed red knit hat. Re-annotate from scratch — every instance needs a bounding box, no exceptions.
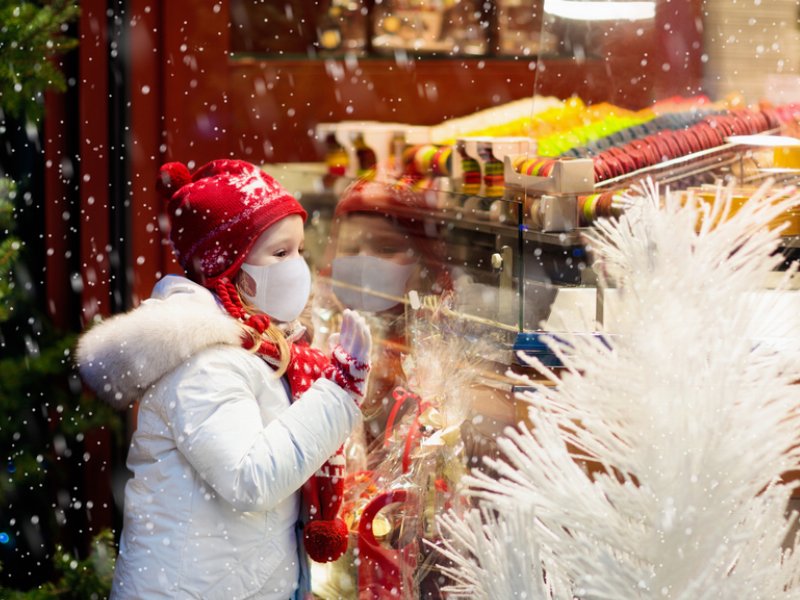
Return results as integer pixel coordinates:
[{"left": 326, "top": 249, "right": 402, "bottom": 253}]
[
  {"left": 158, "top": 159, "right": 307, "bottom": 288},
  {"left": 330, "top": 179, "right": 452, "bottom": 293},
  {"left": 334, "top": 178, "right": 429, "bottom": 218}
]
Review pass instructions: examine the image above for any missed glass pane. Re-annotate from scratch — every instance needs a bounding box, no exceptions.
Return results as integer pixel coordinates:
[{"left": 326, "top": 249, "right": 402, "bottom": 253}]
[
  {"left": 515, "top": 0, "right": 800, "bottom": 340},
  {"left": 268, "top": 153, "right": 519, "bottom": 449}
]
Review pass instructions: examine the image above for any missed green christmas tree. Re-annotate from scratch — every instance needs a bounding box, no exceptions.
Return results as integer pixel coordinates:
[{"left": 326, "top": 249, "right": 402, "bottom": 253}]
[
  {"left": 0, "top": 0, "right": 79, "bottom": 122},
  {"left": 0, "top": 178, "right": 21, "bottom": 321},
  {"left": 1, "top": 2, "right": 119, "bottom": 597}
]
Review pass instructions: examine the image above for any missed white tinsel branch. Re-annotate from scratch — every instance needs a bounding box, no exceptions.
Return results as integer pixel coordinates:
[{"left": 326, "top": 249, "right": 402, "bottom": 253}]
[
  {"left": 435, "top": 503, "right": 562, "bottom": 599},
  {"left": 438, "top": 180, "right": 800, "bottom": 599}
]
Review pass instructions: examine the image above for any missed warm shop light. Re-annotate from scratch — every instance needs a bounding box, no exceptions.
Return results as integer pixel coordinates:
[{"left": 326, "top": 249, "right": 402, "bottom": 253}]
[{"left": 543, "top": 0, "right": 656, "bottom": 21}]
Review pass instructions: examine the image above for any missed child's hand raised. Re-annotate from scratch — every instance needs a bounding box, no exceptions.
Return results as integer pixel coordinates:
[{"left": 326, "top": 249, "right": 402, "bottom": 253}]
[{"left": 325, "top": 309, "right": 372, "bottom": 404}]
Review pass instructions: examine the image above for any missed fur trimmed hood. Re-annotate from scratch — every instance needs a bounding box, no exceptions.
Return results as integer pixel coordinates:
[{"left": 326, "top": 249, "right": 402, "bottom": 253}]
[{"left": 75, "top": 276, "right": 243, "bottom": 409}]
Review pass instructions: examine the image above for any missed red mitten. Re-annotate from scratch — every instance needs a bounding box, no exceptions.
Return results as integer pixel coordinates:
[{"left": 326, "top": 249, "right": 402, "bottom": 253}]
[{"left": 324, "top": 309, "right": 371, "bottom": 403}]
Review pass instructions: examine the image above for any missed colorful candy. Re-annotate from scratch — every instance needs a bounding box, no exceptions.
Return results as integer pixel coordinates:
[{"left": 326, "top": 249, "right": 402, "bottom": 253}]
[
  {"left": 482, "top": 158, "right": 505, "bottom": 198},
  {"left": 591, "top": 108, "right": 777, "bottom": 182},
  {"left": 460, "top": 156, "right": 482, "bottom": 195},
  {"left": 513, "top": 155, "right": 557, "bottom": 177},
  {"left": 578, "top": 190, "right": 628, "bottom": 225}
]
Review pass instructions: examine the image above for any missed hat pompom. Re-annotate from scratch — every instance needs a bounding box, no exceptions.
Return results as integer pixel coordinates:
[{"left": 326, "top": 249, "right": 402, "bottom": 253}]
[
  {"left": 304, "top": 518, "right": 348, "bottom": 563},
  {"left": 158, "top": 162, "right": 192, "bottom": 200}
]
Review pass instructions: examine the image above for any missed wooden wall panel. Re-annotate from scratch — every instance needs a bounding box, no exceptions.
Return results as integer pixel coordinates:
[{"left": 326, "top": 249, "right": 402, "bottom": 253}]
[
  {"left": 78, "top": 0, "right": 111, "bottom": 324},
  {"left": 227, "top": 57, "right": 543, "bottom": 164},
  {"left": 161, "top": 0, "right": 233, "bottom": 167},
  {"left": 128, "top": 0, "right": 166, "bottom": 305},
  {"left": 43, "top": 89, "right": 71, "bottom": 329}
]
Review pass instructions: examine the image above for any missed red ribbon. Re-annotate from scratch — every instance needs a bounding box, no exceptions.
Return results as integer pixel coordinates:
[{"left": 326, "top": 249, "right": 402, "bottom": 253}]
[{"left": 384, "top": 386, "right": 430, "bottom": 474}]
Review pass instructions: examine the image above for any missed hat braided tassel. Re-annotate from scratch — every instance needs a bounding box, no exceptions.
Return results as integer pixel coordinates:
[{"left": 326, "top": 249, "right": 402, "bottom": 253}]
[
  {"left": 214, "top": 278, "right": 350, "bottom": 563},
  {"left": 303, "top": 450, "right": 348, "bottom": 563}
]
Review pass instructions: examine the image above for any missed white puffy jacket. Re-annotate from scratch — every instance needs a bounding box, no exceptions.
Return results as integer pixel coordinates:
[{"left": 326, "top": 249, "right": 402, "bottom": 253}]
[{"left": 76, "top": 276, "right": 360, "bottom": 600}]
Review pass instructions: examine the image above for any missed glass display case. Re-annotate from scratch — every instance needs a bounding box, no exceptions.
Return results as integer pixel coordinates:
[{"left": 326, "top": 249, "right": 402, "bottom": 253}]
[
  {"left": 264, "top": 0, "right": 800, "bottom": 443},
  {"left": 266, "top": 137, "right": 799, "bottom": 600}
]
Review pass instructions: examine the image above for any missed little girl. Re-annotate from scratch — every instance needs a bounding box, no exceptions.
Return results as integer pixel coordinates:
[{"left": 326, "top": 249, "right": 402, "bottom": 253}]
[{"left": 76, "top": 159, "right": 370, "bottom": 600}]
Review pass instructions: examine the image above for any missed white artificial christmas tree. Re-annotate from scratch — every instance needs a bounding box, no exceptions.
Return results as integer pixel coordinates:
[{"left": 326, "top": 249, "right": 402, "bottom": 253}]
[{"left": 437, "top": 180, "right": 800, "bottom": 599}]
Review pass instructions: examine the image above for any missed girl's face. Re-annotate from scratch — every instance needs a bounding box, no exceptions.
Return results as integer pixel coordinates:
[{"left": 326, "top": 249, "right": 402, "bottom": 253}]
[{"left": 244, "top": 214, "right": 305, "bottom": 267}]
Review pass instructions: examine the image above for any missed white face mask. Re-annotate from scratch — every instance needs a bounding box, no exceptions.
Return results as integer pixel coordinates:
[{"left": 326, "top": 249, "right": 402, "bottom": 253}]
[
  {"left": 331, "top": 255, "right": 416, "bottom": 313},
  {"left": 240, "top": 257, "right": 311, "bottom": 322}
]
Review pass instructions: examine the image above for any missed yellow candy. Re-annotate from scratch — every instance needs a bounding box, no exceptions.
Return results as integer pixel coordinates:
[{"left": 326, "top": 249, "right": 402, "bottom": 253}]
[
  {"left": 774, "top": 145, "right": 800, "bottom": 169},
  {"left": 371, "top": 514, "right": 392, "bottom": 538}
]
